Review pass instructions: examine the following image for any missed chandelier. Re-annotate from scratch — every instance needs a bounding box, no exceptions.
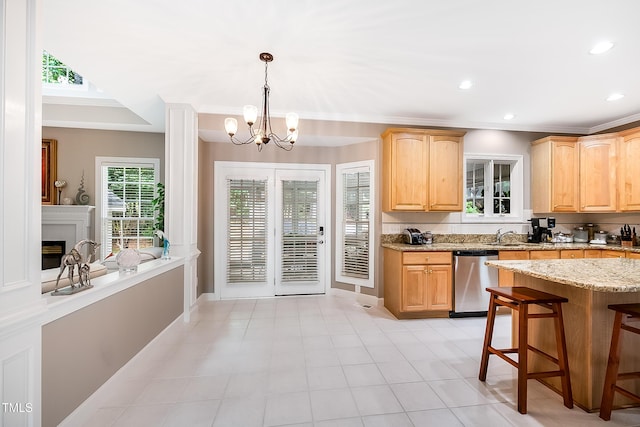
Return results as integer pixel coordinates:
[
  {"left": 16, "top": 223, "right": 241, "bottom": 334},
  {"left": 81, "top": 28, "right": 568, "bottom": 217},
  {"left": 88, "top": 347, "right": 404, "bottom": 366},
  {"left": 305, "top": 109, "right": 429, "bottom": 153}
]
[{"left": 224, "top": 52, "right": 299, "bottom": 151}]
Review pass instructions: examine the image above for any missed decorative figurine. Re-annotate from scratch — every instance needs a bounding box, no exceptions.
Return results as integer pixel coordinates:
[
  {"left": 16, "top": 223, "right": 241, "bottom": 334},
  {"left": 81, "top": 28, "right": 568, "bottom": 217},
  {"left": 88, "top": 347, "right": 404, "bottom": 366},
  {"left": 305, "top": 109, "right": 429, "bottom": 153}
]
[
  {"left": 75, "top": 170, "right": 90, "bottom": 205},
  {"left": 52, "top": 239, "right": 101, "bottom": 295}
]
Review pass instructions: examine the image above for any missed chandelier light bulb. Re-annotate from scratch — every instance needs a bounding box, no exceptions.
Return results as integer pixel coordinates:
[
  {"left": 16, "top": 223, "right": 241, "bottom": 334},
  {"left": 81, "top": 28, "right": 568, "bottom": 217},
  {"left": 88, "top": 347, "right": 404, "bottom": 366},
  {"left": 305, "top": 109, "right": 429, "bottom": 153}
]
[
  {"left": 224, "top": 118, "right": 238, "bottom": 136},
  {"left": 243, "top": 105, "right": 258, "bottom": 125},
  {"left": 286, "top": 112, "right": 299, "bottom": 132},
  {"left": 288, "top": 129, "right": 298, "bottom": 143},
  {"left": 254, "top": 134, "right": 263, "bottom": 145}
]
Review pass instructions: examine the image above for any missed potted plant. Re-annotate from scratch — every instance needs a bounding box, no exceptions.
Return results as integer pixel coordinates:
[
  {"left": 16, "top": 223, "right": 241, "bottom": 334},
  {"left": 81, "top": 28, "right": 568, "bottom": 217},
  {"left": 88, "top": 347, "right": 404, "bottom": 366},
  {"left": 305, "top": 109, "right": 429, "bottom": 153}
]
[{"left": 152, "top": 182, "right": 165, "bottom": 246}]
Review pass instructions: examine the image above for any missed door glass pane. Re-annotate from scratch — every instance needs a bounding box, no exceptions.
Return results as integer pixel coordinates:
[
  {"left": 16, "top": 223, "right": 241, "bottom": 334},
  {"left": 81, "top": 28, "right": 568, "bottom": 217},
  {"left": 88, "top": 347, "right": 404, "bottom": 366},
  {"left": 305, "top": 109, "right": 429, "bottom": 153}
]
[
  {"left": 343, "top": 171, "right": 369, "bottom": 279},
  {"left": 281, "top": 180, "right": 318, "bottom": 282},
  {"left": 227, "top": 179, "right": 268, "bottom": 283}
]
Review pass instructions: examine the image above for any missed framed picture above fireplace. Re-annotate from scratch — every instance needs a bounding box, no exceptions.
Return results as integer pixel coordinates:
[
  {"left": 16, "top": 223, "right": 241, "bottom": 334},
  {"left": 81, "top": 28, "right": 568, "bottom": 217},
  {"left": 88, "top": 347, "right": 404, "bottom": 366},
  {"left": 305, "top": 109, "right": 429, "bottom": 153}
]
[{"left": 42, "top": 139, "right": 57, "bottom": 205}]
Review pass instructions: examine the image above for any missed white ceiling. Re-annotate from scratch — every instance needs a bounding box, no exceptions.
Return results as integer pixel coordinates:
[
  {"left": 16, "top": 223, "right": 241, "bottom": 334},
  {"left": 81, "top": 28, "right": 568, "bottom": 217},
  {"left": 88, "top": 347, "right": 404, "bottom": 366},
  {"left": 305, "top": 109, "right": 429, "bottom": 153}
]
[{"left": 42, "top": 0, "right": 640, "bottom": 144}]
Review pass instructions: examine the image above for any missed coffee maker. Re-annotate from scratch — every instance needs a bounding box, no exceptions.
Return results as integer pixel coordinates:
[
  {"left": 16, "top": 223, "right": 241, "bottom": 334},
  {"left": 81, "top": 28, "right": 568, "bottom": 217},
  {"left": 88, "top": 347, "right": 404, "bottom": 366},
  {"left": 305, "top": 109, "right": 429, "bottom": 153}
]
[{"left": 528, "top": 217, "right": 555, "bottom": 243}]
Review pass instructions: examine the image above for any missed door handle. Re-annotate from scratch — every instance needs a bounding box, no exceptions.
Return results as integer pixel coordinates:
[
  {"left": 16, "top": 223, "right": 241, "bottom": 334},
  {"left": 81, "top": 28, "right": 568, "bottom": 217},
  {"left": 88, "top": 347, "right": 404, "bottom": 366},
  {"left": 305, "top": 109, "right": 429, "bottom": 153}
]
[{"left": 318, "top": 240, "right": 324, "bottom": 244}]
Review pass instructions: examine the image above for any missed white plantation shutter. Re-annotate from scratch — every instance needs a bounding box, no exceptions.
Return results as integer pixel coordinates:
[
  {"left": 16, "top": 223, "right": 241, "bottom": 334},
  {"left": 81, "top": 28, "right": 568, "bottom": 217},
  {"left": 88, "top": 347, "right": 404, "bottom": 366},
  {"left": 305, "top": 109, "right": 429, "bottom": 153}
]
[
  {"left": 281, "top": 180, "right": 318, "bottom": 282},
  {"left": 336, "top": 161, "right": 374, "bottom": 288},
  {"left": 227, "top": 179, "right": 268, "bottom": 283},
  {"left": 342, "top": 171, "right": 370, "bottom": 278}
]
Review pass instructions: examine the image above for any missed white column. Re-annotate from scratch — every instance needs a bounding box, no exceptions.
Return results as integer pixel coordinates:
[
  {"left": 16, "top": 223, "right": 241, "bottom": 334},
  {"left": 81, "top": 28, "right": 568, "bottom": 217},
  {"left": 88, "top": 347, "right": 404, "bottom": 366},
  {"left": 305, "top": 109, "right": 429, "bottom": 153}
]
[
  {"left": 165, "top": 104, "right": 200, "bottom": 321},
  {"left": 0, "top": 0, "right": 45, "bottom": 425}
]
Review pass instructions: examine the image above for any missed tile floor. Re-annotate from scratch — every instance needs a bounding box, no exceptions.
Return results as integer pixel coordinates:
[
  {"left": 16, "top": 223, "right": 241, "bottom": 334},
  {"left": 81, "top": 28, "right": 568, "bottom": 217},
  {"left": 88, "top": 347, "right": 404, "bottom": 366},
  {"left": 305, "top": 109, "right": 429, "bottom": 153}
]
[{"left": 75, "top": 295, "right": 640, "bottom": 427}]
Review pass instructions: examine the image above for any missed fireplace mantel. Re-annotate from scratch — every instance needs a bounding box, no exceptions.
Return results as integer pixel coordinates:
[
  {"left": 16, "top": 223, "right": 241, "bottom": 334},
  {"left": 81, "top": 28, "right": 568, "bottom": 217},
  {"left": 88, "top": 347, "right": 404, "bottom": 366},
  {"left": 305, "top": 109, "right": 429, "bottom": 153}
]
[{"left": 42, "top": 205, "right": 95, "bottom": 256}]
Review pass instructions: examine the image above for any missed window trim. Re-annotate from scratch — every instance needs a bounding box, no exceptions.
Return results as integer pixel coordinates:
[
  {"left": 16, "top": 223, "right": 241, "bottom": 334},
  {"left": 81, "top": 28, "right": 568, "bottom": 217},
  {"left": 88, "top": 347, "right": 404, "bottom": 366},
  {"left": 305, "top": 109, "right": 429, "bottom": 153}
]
[
  {"left": 95, "top": 156, "right": 160, "bottom": 260},
  {"left": 335, "top": 160, "right": 375, "bottom": 288},
  {"left": 462, "top": 153, "right": 523, "bottom": 223}
]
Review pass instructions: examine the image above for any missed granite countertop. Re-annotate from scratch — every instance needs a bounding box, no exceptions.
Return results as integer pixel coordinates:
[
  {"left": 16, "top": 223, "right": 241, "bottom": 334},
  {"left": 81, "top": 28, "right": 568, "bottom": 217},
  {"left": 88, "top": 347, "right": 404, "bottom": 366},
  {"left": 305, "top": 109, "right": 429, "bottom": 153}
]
[
  {"left": 485, "top": 258, "right": 640, "bottom": 292},
  {"left": 381, "top": 241, "right": 639, "bottom": 253}
]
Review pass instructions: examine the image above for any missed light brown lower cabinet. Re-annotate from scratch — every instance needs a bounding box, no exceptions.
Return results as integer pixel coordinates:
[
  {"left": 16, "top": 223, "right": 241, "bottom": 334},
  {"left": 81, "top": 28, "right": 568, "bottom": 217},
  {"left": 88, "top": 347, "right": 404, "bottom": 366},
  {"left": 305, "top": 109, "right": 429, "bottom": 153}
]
[
  {"left": 601, "top": 249, "right": 625, "bottom": 258},
  {"left": 383, "top": 249, "right": 452, "bottom": 319},
  {"left": 498, "top": 250, "right": 529, "bottom": 287}
]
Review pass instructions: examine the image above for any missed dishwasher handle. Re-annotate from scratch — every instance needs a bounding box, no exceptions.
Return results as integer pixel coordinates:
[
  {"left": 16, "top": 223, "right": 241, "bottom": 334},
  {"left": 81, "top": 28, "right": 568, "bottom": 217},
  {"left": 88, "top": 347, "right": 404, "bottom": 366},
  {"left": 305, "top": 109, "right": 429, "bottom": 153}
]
[{"left": 453, "top": 250, "right": 499, "bottom": 257}]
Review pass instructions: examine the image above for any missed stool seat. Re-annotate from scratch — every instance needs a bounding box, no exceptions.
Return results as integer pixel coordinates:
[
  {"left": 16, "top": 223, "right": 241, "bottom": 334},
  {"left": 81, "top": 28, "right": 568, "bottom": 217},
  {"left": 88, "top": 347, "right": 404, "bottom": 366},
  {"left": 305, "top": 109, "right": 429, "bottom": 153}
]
[
  {"left": 599, "top": 303, "right": 640, "bottom": 421},
  {"left": 479, "top": 286, "right": 573, "bottom": 414},
  {"left": 486, "top": 286, "right": 569, "bottom": 305}
]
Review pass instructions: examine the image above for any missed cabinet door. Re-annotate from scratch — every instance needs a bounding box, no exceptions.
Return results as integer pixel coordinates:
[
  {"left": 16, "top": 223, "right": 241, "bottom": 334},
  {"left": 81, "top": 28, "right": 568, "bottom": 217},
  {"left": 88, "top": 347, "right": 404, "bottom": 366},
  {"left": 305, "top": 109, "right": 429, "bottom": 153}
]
[
  {"left": 429, "top": 135, "right": 463, "bottom": 211},
  {"left": 551, "top": 140, "right": 580, "bottom": 212},
  {"left": 580, "top": 137, "right": 618, "bottom": 212},
  {"left": 619, "top": 131, "right": 640, "bottom": 211},
  {"left": 401, "top": 265, "right": 428, "bottom": 311},
  {"left": 529, "top": 250, "right": 560, "bottom": 260},
  {"left": 626, "top": 252, "right": 640, "bottom": 259},
  {"left": 601, "top": 250, "right": 625, "bottom": 258},
  {"left": 560, "top": 250, "right": 583, "bottom": 259},
  {"left": 584, "top": 249, "right": 601, "bottom": 258},
  {"left": 426, "top": 265, "right": 452, "bottom": 310},
  {"left": 387, "top": 133, "right": 428, "bottom": 211},
  {"left": 531, "top": 137, "right": 579, "bottom": 213},
  {"left": 498, "top": 251, "right": 529, "bottom": 287}
]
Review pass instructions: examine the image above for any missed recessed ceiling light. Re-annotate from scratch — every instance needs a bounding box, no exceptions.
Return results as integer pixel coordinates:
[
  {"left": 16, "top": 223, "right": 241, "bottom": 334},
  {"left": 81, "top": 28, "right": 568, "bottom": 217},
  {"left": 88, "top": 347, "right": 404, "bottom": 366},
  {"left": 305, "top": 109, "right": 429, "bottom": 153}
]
[
  {"left": 606, "top": 93, "right": 624, "bottom": 101},
  {"left": 458, "top": 80, "right": 472, "bottom": 90},
  {"left": 503, "top": 113, "right": 515, "bottom": 120},
  {"left": 590, "top": 41, "right": 614, "bottom": 55}
]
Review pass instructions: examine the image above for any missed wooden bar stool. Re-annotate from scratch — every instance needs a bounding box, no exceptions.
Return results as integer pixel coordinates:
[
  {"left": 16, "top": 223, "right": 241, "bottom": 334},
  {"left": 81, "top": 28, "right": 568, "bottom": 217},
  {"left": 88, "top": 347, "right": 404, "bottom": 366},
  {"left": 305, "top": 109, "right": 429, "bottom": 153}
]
[
  {"left": 479, "top": 286, "right": 573, "bottom": 414},
  {"left": 599, "top": 303, "right": 640, "bottom": 421}
]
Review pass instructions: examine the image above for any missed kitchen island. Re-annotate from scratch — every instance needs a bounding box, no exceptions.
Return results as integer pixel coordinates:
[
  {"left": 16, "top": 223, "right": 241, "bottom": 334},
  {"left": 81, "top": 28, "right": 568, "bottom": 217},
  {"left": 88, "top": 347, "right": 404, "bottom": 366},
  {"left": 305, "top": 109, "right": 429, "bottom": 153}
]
[{"left": 486, "top": 258, "right": 640, "bottom": 412}]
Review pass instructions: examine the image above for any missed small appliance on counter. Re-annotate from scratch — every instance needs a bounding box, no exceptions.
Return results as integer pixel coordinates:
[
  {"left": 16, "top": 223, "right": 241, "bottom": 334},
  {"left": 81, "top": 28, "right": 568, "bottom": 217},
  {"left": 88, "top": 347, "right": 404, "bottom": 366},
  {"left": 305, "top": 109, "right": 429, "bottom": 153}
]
[
  {"left": 573, "top": 226, "right": 589, "bottom": 243},
  {"left": 551, "top": 232, "right": 573, "bottom": 243},
  {"left": 403, "top": 228, "right": 426, "bottom": 245},
  {"left": 590, "top": 231, "right": 608, "bottom": 245},
  {"left": 528, "top": 217, "right": 555, "bottom": 243}
]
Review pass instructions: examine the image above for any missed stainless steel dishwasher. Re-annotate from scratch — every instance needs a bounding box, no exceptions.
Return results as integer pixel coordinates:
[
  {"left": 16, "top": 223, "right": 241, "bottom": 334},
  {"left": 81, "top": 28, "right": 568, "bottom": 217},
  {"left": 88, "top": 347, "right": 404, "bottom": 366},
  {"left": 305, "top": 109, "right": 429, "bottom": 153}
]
[{"left": 451, "top": 250, "right": 499, "bottom": 317}]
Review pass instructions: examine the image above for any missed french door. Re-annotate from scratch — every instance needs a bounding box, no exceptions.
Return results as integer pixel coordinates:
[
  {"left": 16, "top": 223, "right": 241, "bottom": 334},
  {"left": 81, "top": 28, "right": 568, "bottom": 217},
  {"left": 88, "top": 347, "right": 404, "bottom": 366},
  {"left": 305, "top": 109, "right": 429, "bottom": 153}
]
[{"left": 215, "top": 162, "right": 329, "bottom": 299}]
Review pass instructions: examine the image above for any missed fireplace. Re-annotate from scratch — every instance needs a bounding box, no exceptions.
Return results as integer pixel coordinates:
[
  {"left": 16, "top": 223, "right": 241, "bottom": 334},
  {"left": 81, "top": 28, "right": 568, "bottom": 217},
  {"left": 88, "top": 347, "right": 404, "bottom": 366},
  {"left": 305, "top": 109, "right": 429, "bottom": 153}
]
[
  {"left": 42, "top": 205, "right": 95, "bottom": 266},
  {"left": 42, "top": 241, "right": 66, "bottom": 270}
]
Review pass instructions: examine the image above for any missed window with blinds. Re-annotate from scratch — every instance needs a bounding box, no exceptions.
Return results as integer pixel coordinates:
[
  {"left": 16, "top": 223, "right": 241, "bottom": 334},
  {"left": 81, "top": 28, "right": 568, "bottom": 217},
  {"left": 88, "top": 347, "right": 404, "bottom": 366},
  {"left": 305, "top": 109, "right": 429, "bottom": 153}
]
[
  {"left": 281, "top": 180, "right": 318, "bottom": 282},
  {"left": 227, "top": 179, "right": 268, "bottom": 283},
  {"left": 100, "top": 160, "right": 158, "bottom": 256},
  {"left": 336, "top": 161, "right": 374, "bottom": 288}
]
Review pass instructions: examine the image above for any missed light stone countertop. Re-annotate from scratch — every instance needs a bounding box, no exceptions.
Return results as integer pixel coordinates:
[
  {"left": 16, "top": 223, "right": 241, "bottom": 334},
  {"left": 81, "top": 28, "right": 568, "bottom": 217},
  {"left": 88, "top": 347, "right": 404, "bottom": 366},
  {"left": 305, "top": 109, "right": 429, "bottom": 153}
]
[
  {"left": 381, "top": 242, "right": 639, "bottom": 253},
  {"left": 485, "top": 258, "right": 640, "bottom": 292}
]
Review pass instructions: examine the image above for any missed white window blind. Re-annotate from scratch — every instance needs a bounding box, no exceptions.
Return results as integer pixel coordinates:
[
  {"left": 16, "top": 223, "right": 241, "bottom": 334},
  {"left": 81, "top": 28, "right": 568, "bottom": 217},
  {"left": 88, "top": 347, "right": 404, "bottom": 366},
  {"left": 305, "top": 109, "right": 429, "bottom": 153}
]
[
  {"left": 342, "top": 171, "right": 370, "bottom": 279},
  {"left": 227, "top": 179, "right": 268, "bottom": 283},
  {"left": 101, "top": 163, "right": 156, "bottom": 256},
  {"left": 281, "top": 180, "right": 318, "bottom": 282},
  {"left": 335, "top": 161, "right": 375, "bottom": 288}
]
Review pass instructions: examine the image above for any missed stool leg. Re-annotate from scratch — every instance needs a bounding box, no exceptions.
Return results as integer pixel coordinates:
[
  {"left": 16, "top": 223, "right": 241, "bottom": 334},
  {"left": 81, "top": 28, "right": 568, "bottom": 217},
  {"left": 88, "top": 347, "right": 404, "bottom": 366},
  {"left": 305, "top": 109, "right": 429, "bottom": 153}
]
[
  {"left": 553, "top": 302, "right": 573, "bottom": 409},
  {"left": 517, "top": 302, "right": 528, "bottom": 414},
  {"left": 479, "top": 293, "right": 497, "bottom": 381},
  {"left": 600, "top": 311, "right": 624, "bottom": 421}
]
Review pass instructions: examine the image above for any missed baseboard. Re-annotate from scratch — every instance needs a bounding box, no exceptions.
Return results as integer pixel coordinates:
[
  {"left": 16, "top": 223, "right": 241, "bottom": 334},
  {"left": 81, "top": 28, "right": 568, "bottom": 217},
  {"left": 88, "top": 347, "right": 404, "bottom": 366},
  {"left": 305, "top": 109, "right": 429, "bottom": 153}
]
[{"left": 329, "top": 287, "right": 382, "bottom": 308}]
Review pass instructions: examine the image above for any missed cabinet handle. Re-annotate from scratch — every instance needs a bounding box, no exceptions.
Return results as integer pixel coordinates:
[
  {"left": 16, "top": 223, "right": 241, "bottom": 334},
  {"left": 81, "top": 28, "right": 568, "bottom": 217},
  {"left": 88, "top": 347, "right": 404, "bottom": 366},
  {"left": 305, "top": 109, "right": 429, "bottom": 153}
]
[{"left": 429, "top": 269, "right": 433, "bottom": 274}]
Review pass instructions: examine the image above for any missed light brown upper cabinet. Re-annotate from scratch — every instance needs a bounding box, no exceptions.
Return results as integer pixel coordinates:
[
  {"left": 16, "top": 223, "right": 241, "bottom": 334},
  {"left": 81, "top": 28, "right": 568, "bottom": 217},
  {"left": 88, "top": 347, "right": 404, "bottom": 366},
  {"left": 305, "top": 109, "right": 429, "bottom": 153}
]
[
  {"left": 618, "top": 128, "right": 640, "bottom": 211},
  {"left": 382, "top": 128, "right": 465, "bottom": 212},
  {"left": 579, "top": 134, "right": 618, "bottom": 212},
  {"left": 531, "top": 136, "right": 579, "bottom": 213}
]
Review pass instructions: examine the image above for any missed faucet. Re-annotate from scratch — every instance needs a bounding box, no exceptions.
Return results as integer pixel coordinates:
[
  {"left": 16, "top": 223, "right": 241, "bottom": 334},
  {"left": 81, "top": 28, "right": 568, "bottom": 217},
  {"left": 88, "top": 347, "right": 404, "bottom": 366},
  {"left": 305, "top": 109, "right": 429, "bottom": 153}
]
[{"left": 496, "top": 228, "right": 516, "bottom": 243}]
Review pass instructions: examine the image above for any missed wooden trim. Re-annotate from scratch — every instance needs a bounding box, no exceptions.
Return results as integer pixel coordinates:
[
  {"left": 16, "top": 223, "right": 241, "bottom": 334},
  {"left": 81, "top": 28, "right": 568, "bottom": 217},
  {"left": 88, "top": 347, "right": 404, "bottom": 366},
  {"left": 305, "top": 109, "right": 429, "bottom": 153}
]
[{"left": 42, "top": 139, "right": 58, "bottom": 205}]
